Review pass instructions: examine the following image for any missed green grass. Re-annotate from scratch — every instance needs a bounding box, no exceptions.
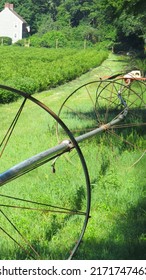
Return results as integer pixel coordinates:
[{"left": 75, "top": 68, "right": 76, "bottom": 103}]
[
  {"left": 76, "top": 142, "right": 146, "bottom": 259},
  {"left": 0, "top": 53, "right": 146, "bottom": 259}
]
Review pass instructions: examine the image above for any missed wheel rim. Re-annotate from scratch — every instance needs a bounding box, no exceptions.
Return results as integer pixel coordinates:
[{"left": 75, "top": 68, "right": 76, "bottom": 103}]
[
  {"left": 56, "top": 78, "right": 146, "bottom": 164},
  {"left": 0, "top": 85, "right": 91, "bottom": 260}
]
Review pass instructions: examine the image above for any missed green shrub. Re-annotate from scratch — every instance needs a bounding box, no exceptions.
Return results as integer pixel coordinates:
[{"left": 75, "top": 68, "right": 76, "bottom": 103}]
[
  {"left": 29, "top": 35, "right": 43, "bottom": 48},
  {"left": 0, "top": 46, "right": 108, "bottom": 103},
  {"left": 0, "top": 37, "right": 12, "bottom": 46},
  {"left": 0, "top": 84, "right": 19, "bottom": 103},
  {"left": 40, "top": 31, "right": 68, "bottom": 48},
  {"left": 14, "top": 39, "right": 26, "bottom": 46}
]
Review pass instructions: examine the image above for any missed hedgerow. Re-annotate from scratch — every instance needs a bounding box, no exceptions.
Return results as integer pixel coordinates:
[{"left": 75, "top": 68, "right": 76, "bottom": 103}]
[
  {"left": 0, "top": 46, "right": 108, "bottom": 103},
  {"left": 0, "top": 36, "right": 12, "bottom": 45}
]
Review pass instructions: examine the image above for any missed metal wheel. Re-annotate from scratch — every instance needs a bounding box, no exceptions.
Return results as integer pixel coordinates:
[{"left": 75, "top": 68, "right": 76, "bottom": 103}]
[
  {"left": 0, "top": 85, "right": 91, "bottom": 260},
  {"left": 56, "top": 78, "right": 146, "bottom": 165}
]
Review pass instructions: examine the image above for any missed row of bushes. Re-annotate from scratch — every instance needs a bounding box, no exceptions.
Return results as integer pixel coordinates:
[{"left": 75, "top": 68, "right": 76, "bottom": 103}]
[
  {"left": 1, "top": 25, "right": 111, "bottom": 49},
  {"left": 0, "top": 46, "right": 108, "bottom": 103},
  {"left": 15, "top": 26, "right": 102, "bottom": 48}
]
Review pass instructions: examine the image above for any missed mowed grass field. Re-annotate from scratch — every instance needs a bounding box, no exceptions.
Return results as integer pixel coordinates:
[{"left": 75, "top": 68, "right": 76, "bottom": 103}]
[{"left": 0, "top": 53, "right": 146, "bottom": 260}]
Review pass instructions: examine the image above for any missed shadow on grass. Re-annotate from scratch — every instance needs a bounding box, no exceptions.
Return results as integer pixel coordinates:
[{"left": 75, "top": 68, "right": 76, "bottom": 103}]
[
  {"left": 63, "top": 108, "right": 146, "bottom": 136},
  {"left": 76, "top": 197, "right": 146, "bottom": 260},
  {"left": 2, "top": 195, "right": 145, "bottom": 260}
]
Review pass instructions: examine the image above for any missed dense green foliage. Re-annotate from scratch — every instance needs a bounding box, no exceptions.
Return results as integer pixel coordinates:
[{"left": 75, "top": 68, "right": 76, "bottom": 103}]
[
  {"left": 0, "top": 46, "right": 108, "bottom": 103},
  {"left": 0, "top": 0, "right": 146, "bottom": 51},
  {"left": 0, "top": 37, "right": 12, "bottom": 45}
]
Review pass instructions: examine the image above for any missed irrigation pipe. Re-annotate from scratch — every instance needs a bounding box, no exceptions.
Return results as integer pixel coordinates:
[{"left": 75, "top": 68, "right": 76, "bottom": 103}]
[{"left": 0, "top": 107, "right": 128, "bottom": 187}]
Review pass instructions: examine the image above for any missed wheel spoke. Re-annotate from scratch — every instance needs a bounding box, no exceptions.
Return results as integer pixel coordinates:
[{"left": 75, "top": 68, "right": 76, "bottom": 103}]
[
  {"left": 0, "top": 84, "right": 91, "bottom": 260},
  {"left": 57, "top": 78, "right": 146, "bottom": 162},
  {"left": 0, "top": 210, "right": 40, "bottom": 259},
  {"left": 0, "top": 194, "right": 86, "bottom": 215},
  {"left": 0, "top": 98, "right": 27, "bottom": 158}
]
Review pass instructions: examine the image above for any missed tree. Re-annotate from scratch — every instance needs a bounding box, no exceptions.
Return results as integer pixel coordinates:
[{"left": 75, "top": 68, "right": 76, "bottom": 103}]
[
  {"left": 0, "top": 0, "right": 146, "bottom": 50},
  {"left": 113, "top": 0, "right": 146, "bottom": 53}
]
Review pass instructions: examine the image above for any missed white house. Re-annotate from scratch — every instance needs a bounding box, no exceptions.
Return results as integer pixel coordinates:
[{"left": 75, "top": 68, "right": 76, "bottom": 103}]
[{"left": 0, "top": 3, "right": 30, "bottom": 43}]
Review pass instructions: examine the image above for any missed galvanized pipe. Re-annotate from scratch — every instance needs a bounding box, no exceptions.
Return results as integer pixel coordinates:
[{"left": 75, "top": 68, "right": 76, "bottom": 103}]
[
  {"left": 0, "top": 109, "right": 127, "bottom": 187},
  {"left": 0, "top": 141, "right": 72, "bottom": 186}
]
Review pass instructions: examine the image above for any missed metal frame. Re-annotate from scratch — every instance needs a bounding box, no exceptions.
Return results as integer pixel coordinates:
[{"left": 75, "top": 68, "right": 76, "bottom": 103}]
[{"left": 0, "top": 80, "right": 132, "bottom": 260}]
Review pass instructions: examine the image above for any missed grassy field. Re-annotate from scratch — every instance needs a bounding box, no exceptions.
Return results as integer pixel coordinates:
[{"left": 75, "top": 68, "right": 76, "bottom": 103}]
[{"left": 0, "top": 53, "right": 146, "bottom": 260}]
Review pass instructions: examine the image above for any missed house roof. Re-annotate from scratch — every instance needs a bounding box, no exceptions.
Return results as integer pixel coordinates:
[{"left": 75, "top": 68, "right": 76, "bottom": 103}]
[
  {"left": 9, "top": 8, "right": 27, "bottom": 23},
  {"left": 0, "top": 4, "right": 27, "bottom": 24}
]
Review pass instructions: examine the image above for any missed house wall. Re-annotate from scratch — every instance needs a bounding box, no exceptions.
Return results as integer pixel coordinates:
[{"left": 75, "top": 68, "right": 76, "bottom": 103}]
[{"left": 0, "top": 7, "right": 23, "bottom": 43}]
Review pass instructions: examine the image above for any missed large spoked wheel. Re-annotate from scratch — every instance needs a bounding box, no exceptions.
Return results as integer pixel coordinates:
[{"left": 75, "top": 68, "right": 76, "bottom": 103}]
[
  {"left": 0, "top": 85, "right": 91, "bottom": 260},
  {"left": 56, "top": 78, "right": 146, "bottom": 164}
]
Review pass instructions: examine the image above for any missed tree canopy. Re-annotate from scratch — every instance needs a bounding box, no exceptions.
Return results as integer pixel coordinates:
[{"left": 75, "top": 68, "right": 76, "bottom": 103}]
[{"left": 0, "top": 0, "right": 146, "bottom": 51}]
